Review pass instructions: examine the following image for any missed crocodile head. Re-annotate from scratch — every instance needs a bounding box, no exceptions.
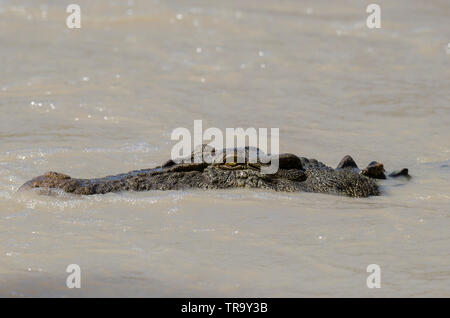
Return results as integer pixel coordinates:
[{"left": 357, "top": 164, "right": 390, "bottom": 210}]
[{"left": 18, "top": 146, "right": 408, "bottom": 198}]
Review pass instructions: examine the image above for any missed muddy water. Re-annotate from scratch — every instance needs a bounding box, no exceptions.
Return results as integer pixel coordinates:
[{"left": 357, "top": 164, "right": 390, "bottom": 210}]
[{"left": 0, "top": 0, "right": 449, "bottom": 297}]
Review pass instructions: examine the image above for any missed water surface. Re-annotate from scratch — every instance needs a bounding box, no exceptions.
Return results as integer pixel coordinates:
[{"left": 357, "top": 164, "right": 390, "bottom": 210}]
[{"left": 0, "top": 0, "right": 449, "bottom": 297}]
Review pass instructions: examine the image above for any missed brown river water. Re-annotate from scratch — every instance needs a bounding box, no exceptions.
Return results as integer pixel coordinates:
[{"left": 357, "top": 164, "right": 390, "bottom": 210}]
[{"left": 0, "top": 0, "right": 449, "bottom": 297}]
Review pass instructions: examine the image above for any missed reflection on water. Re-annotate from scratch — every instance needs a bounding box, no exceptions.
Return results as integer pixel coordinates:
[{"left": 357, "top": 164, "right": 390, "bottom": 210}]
[{"left": 0, "top": 0, "right": 449, "bottom": 297}]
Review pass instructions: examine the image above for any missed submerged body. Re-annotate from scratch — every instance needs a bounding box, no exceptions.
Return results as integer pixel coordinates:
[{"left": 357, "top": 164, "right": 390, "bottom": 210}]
[{"left": 19, "top": 147, "right": 409, "bottom": 198}]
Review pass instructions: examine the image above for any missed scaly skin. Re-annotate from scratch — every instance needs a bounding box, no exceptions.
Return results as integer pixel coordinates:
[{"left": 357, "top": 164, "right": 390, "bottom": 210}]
[{"left": 19, "top": 147, "right": 408, "bottom": 197}]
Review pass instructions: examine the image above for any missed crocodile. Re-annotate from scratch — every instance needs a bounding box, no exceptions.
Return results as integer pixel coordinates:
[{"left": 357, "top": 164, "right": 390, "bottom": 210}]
[{"left": 18, "top": 145, "right": 409, "bottom": 198}]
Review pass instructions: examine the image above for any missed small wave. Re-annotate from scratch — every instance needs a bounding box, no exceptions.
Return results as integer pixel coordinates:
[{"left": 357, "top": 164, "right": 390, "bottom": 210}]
[{"left": 11, "top": 189, "right": 191, "bottom": 211}]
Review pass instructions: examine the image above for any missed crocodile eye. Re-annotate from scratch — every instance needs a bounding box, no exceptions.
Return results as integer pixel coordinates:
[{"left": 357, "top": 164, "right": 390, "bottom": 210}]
[
  {"left": 278, "top": 153, "right": 303, "bottom": 170},
  {"left": 218, "top": 162, "right": 247, "bottom": 170}
]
